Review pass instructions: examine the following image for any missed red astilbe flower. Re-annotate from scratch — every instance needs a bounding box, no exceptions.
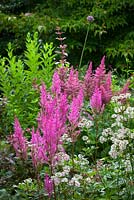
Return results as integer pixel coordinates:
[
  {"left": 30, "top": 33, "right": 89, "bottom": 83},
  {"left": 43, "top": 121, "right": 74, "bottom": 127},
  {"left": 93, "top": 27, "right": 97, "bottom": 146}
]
[
  {"left": 90, "top": 87, "right": 104, "bottom": 114},
  {"left": 44, "top": 174, "right": 54, "bottom": 197},
  {"left": 10, "top": 117, "right": 28, "bottom": 160}
]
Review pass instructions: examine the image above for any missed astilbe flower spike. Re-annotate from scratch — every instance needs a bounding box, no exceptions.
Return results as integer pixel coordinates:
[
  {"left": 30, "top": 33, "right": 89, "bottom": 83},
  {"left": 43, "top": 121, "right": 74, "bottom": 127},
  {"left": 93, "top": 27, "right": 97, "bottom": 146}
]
[
  {"left": 36, "top": 83, "right": 69, "bottom": 166},
  {"left": 94, "top": 56, "right": 106, "bottom": 87},
  {"left": 10, "top": 117, "right": 28, "bottom": 160},
  {"left": 83, "top": 61, "right": 94, "bottom": 98},
  {"left": 90, "top": 87, "right": 104, "bottom": 114},
  {"left": 64, "top": 67, "right": 81, "bottom": 98},
  {"left": 44, "top": 174, "right": 54, "bottom": 197},
  {"left": 31, "top": 128, "right": 48, "bottom": 168},
  {"left": 51, "top": 71, "right": 61, "bottom": 95},
  {"left": 68, "top": 88, "right": 84, "bottom": 127},
  {"left": 68, "top": 88, "right": 84, "bottom": 141},
  {"left": 100, "top": 72, "right": 112, "bottom": 104}
]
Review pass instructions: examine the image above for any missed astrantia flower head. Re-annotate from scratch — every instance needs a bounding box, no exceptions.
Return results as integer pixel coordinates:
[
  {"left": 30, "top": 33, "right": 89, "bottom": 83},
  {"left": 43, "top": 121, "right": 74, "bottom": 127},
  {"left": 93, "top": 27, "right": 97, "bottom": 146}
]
[{"left": 87, "top": 15, "right": 94, "bottom": 22}]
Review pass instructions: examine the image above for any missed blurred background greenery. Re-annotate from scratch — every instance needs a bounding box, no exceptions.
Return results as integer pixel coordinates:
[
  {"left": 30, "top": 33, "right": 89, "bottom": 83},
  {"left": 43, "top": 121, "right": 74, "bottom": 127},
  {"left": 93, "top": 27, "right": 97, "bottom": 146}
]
[{"left": 0, "top": 0, "right": 134, "bottom": 74}]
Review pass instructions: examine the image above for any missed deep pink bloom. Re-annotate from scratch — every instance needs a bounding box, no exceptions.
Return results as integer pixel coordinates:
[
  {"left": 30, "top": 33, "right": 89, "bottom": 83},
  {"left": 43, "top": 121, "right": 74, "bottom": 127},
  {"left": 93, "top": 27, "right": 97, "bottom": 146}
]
[
  {"left": 10, "top": 118, "right": 28, "bottom": 160},
  {"left": 44, "top": 174, "right": 53, "bottom": 197},
  {"left": 90, "top": 87, "right": 104, "bottom": 114}
]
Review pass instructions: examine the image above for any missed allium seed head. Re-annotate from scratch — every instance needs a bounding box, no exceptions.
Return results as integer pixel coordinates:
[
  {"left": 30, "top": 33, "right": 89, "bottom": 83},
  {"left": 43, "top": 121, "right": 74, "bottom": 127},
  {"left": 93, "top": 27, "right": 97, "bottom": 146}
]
[{"left": 87, "top": 15, "right": 94, "bottom": 22}]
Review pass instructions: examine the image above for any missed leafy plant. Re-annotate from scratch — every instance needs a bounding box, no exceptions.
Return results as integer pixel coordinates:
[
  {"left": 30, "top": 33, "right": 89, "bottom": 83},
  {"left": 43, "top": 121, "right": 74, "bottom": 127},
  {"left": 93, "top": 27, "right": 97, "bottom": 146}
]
[{"left": 0, "top": 32, "right": 55, "bottom": 135}]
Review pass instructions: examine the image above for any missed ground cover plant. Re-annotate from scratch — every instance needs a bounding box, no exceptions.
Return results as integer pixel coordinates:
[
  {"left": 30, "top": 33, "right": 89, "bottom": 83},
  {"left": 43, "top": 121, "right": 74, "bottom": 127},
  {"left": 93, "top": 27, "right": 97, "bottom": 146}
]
[{"left": 0, "top": 23, "right": 134, "bottom": 199}]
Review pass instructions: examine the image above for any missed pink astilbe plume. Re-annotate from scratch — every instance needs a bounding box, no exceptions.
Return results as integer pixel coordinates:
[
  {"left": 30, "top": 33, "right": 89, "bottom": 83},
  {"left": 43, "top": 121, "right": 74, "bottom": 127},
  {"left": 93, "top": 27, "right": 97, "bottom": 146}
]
[
  {"left": 44, "top": 174, "right": 54, "bottom": 197},
  {"left": 83, "top": 61, "right": 95, "bottom": 98},
  {"left": 118, "top": 80, "right": 130, "bottom": 95},
  {"left": 51, "top": 71, "right": 62, "bottom": 95},
  {"left": 90, "top": 87, "right": 104, "bottom": 114},
  {"left": 36, "top": 83, "right": 69, "bottom": 166},
  {"left": 94, "top": 56, "right": 106, "bottom": 87},
  {"left": 64, "top": 67, "right": 81, "bottom": 98},
  {"left": 68, "top": 88, "right": 84, "bottom": 126},
  {"left": 40, "top": 83, "right": 47, "bottom": 108},
  {"left": 115, "top": 80, "right": 130, "bottom": 103},
  {"left": 100, "top": 72, "right": 112, "bottom": 104},
  {"left": 68, "top": 89, "right": 84, "bottom": 141},
  {"left": 10, "top": 117, "right": 28, "bottom": 160},
  {"left": 31, "top": 128, "right": 48, "bottom": 168}
]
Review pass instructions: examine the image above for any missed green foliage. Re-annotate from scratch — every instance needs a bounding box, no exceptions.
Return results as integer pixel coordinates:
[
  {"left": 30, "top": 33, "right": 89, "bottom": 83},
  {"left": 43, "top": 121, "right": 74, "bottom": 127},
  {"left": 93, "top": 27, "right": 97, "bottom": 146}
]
[{"left": 0, "top": 32, "right": 55, "bottom": 135}]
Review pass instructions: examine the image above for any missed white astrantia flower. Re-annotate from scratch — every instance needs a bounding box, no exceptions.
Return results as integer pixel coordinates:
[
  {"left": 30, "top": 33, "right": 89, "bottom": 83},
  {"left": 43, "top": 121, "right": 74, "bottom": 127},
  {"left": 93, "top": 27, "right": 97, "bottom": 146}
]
[
  {"left": 82, "top": 135, "right": 89, "bottom": 141},
  {"left": 86, "top": 177, "right": 92, "bottom": 184},
  {"left": 99, "top": 136, "right": 107, "bottom": 143},
  {"left": 61, "top": 177, "right": 68, "bottom": 183},
  {"left": 78, "top": 116, "right": 93, "bottom": 129},
  {"left": 69, "top": 177, "right": 81, "bottom": 187}
]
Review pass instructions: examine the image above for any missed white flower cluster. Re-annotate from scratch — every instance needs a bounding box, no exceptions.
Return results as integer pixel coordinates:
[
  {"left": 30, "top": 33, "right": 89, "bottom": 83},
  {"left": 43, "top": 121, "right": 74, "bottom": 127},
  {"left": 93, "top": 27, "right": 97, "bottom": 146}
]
[
  {"left": 82, "top": 135, "right": 90, "bottom": 144},
  {"left": 100, "top": 93, "right": 134, "bottom": 159},
  {"left": 51, "top": 154, "right": 91, "bottom": 188},
  {"left": 61, "top": 133, "right": 72, "bottom": 143},
  {"left": 69, "top": 174, "right": 83, "bottom": 187},
  {"left": 77, "top": 154, "right": 89, "bottom": 166},
  {"left": 51, "top": 166, "right": 71, "bottom": 186},
  {"left": 109, "top": 138, "right": 129, "bottom": 158},
  {"left": 53, "top": 152, "right": 70, "bottom": 166},
  {"left": 111, "top": 93, "right": 131, "bottom": 103},
  {"left": 78, "top": 116, "right": 94, "bottom": 129}
]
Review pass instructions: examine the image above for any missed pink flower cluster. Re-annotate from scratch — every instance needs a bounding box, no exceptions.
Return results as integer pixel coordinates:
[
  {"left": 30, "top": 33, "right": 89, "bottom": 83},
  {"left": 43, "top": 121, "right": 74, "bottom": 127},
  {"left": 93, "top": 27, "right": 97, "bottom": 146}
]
[{"left": 10, "top": 117, "right": 28, "bottom": 160}]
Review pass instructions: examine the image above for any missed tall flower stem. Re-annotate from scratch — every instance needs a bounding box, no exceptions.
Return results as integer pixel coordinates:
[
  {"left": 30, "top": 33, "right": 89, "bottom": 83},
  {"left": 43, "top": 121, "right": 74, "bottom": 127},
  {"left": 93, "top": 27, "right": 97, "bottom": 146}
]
[{"left": 79, "top": 27, "right": 89, "bottom": 69}]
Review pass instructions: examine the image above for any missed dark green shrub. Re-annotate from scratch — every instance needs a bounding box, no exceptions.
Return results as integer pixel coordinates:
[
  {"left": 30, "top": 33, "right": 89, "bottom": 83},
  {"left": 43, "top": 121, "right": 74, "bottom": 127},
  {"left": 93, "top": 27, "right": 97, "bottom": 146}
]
[{"left": 0, "top": 0, "right": 134, "bottom": 73}]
